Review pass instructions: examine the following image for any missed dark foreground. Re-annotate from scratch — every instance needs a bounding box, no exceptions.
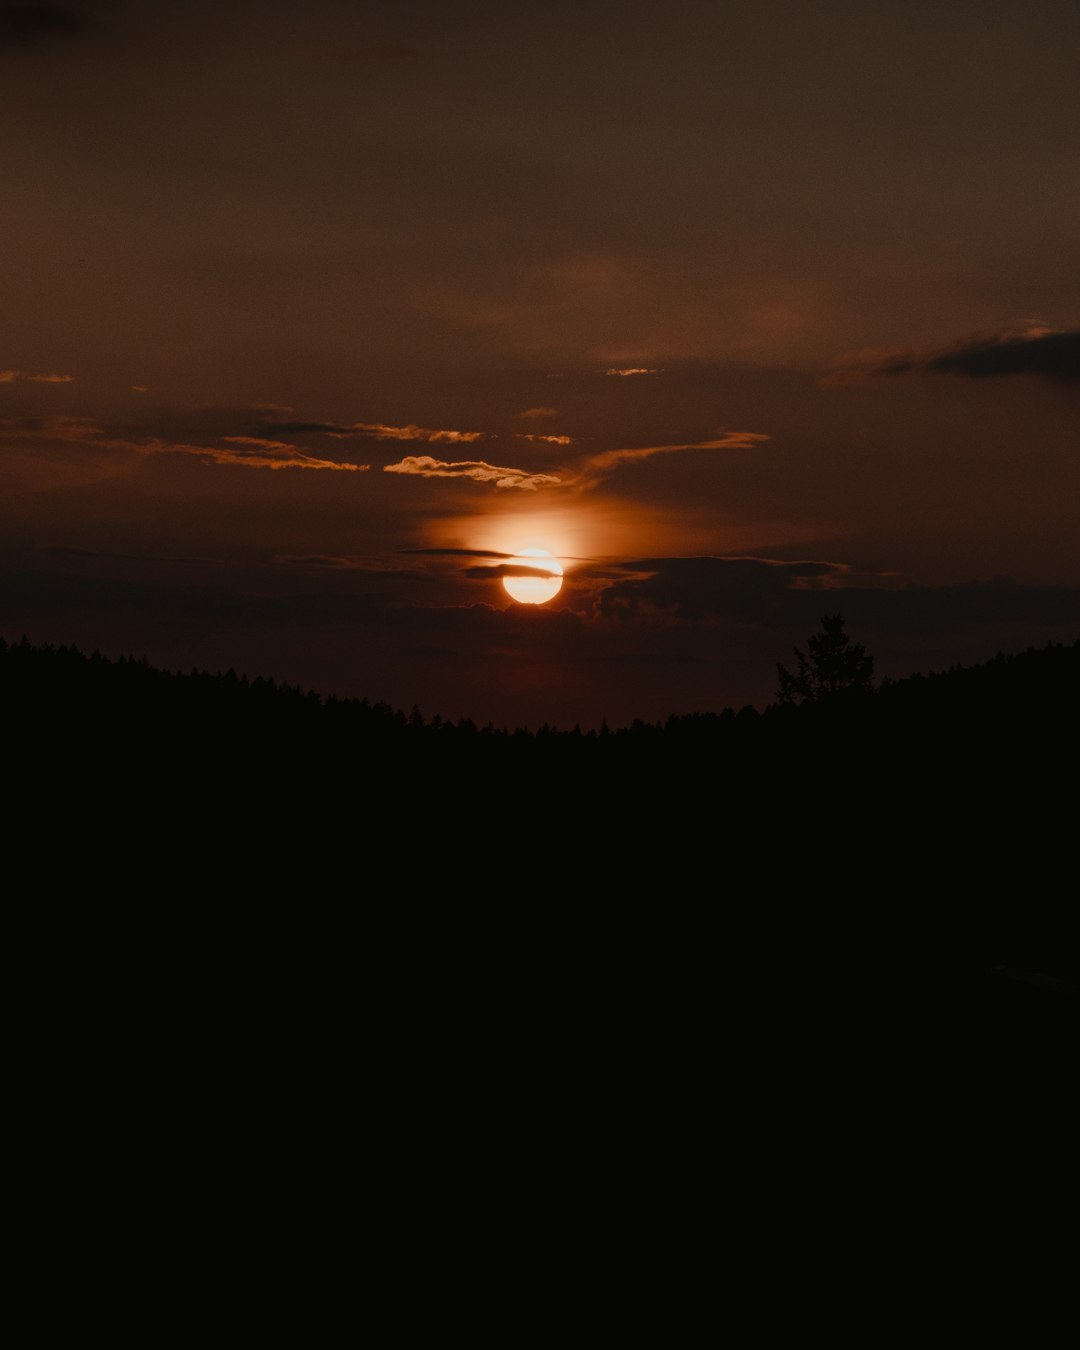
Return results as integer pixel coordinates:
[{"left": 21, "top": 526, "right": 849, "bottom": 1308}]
[{"left": 6, "top": 634, "right": 1073, "bottom": 1312}]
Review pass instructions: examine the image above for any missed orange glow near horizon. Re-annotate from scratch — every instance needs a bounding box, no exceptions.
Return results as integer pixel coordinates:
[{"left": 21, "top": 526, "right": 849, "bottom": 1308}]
[
  {"left": 439, "top": 499, "right": 637, "bottom": 567},
  {"left": 480, "top": 510, "right": 584, "bottom": 565}
]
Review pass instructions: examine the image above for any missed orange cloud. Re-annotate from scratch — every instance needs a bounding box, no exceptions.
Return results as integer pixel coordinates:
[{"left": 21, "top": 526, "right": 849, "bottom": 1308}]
[
  {"left": 581, "top": 431, "right": 769, "bottom": 480},
  {"left": 384, "top": 455, "right": 561, "bottom": 490},
  {"left": 0, "top": 416, "right": 369, "bottom": 476},
  {"left": 516, "top": 433, "right": 573, "bottom": 445},
  {"left": 605, "top": 367, "right": 659, "bottom": 377},
  {"left": 350, "top": 422, "right": 484, "bottom": 443},
  {"left": 382, "top": 430, "right": 767, "bottom": 494},
  {"left": 175, "top": 436, "right": 369, "bottom": 472},
  {"left": 0, "top": 370, "right": 75, "bottom": 383},
  {"left": 516, "top": 406, "right": 558, "bottom": 419}
]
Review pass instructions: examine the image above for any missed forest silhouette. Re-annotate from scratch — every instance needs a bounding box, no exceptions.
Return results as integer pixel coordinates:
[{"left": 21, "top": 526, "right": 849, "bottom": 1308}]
[
  {"left": 4, "top": 626, "right": 1076, "bottom": 1019},
  {"left": 4, "top": 622, "right": 1076, "bottom": 752}
]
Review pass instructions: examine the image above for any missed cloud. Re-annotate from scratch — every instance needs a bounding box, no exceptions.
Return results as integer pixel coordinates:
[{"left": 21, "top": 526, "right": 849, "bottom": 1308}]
[
  {"left": 826, "top": 326, "right": 1079, "bottom": 386},
  {"left": 171, "top": 436, "right": 369, "bottom": 473},
  {"left": 222, "top": 435, "right": 309, "bottom": 452},
  {"left": 383, "top": 430, "right": 768, "bottom": 493},
  {"left": 0, "top": 3, "right": 89, "bottom": 48},
  {"left": 0, "top": 369, "right": 75, "bottom": 383},
  {"left": 516, "top": 407, "right": 558, "bottom": 419},
  {"left": 461, "top": 564, "right": 563, "bottom": 580},
  {"left": 405, "top": 548, "right": 514, "bottom": 559},
  {"left": 595, "top": 557, "right": 1080, "bottom": 660},
  {"left": 599, "top": 556, "right": 849, "bottom": 622},
  {"left": 256, "top": 411, "right": 766, "bottom": 495},
  {"left": 351, "top": 422, "right": 485, "bottom": 443},
  {"left": 922, "top": 328, "right": 1078, "bottom": 383},
  {"left": 0, "top": 415, "right": 370, "bottom": 480},
  {"left": 272, "top": 554, "right": 366, "bottom": 570},
  {"left": 1, "top": 413, "right": 103, "bottom": 438},
  {"left": 262, "top": 421, "right": 344, "bottom": 435},
  {"left": 579, "top": 431, "right": 769, "bottom": 481},
  {"left": 264, "top": 419, "right": 485, "bottom": 443},
  {"left": 383, "top": 454, "right": 561, "bottom": 491},
  {"left": 606, "top": 367, "right": 659, "bottom": 377}
]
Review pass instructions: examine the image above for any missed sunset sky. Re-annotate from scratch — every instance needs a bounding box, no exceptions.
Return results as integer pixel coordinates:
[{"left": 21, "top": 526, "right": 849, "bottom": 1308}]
[{"left": 3, "top": 0, "right": 1078, "bottom": 726}]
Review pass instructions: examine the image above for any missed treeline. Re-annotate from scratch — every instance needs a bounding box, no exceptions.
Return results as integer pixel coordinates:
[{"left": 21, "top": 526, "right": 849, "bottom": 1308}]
[{"left": 3, "top": 631, "right": 1077, "bottom": 747}]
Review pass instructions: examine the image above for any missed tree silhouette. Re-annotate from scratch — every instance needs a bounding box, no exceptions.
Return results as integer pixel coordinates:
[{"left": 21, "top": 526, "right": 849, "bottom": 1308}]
[{"left": 776, "top": 614, "right": 875, "bottom": 706}]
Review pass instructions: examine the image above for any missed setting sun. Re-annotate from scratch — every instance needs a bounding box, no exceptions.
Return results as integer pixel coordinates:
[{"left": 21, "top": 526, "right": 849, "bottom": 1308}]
[{"left": 503, "top": 548, "right": 564, "bottom": 604}]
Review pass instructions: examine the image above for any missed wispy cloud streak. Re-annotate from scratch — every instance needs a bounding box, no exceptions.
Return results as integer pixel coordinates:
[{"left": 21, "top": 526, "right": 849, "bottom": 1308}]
[
  {"left": 0, "top": 369, "right": 75, "bottom": 383},
  {"left": 384, "top": 455, "right": 561, "bottom": 490},
  {"left": 382, "top": 430, "right": 768, "bottom": 493},
  {"left": 578, "top": 431, "right": 769, "bottom": 483},
  {"left": 265, "top": 419, "right": 485, "bottom": 443},
  {"left": 1, "top": 417, "right": 369, "bottom": 474}
]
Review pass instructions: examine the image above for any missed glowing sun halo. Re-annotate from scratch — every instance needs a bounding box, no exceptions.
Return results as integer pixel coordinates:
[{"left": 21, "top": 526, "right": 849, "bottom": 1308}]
[{"left": 503, "top": 548, "right": 563, "bottom": 604}]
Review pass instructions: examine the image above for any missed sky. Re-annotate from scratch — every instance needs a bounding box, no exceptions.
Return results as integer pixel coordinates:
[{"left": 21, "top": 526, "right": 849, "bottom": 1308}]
[{"left": 2, "top": 0, "right": 1078, "bottom": 727}]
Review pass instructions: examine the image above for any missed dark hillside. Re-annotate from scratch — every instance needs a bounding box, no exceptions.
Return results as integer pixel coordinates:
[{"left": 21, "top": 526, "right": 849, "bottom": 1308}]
[
  {"left": 3, "top": 634, "right": 1077, "bottom": 999},
  {"left": 4, "top": 631, "right": 1077, "bottom": 750}
]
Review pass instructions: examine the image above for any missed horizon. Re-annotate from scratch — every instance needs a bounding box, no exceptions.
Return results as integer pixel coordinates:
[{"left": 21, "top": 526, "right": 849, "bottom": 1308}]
[{"left": 5, "top": 626, "right": 1076, "bottom": 734}]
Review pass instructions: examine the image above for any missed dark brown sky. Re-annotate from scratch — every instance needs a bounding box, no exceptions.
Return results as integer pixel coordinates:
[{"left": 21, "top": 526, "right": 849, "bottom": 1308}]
[{"left": 3, "top": 0, "right": 1078, "bottom": 726}]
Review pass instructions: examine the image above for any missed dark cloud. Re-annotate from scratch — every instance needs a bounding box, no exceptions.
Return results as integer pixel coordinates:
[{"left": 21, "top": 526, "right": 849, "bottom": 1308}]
[
  {"left": 272, "top": 553, "right": 363, "bottom": 570},
  {"left": 598, "top": 556, "right": 1080, "bottom": 643},
  {"left": 600, "top": 556, "right": 848, "bottom": 623},
  {"left": 262, "top": 422, "right": 344, "bottom": 435},
  {"left": 922, "top": 329, "right": 1079, "bottom": 384},
  {"left": 405, "top": 548, "right": 513, "bottom": 559},
  {"left": 461, "top": 564, "right": 562, "bottom": 580},
  {"left": 0, "top": 3, "right": 89, "bottom": 47},
  {"left": 828, "top": 327, "right": 1080, "bottom": 386}
]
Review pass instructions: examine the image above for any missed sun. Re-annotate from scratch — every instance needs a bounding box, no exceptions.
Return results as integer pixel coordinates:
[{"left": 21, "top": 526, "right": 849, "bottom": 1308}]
[{"left": 503, "top": 548, "right": 564, "bottom": 604}]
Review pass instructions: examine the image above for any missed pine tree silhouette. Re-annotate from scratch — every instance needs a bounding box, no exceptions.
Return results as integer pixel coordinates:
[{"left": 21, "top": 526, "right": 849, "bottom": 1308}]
[{"left": 776, "top": 614, "right": 874, "bottom": 705}]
